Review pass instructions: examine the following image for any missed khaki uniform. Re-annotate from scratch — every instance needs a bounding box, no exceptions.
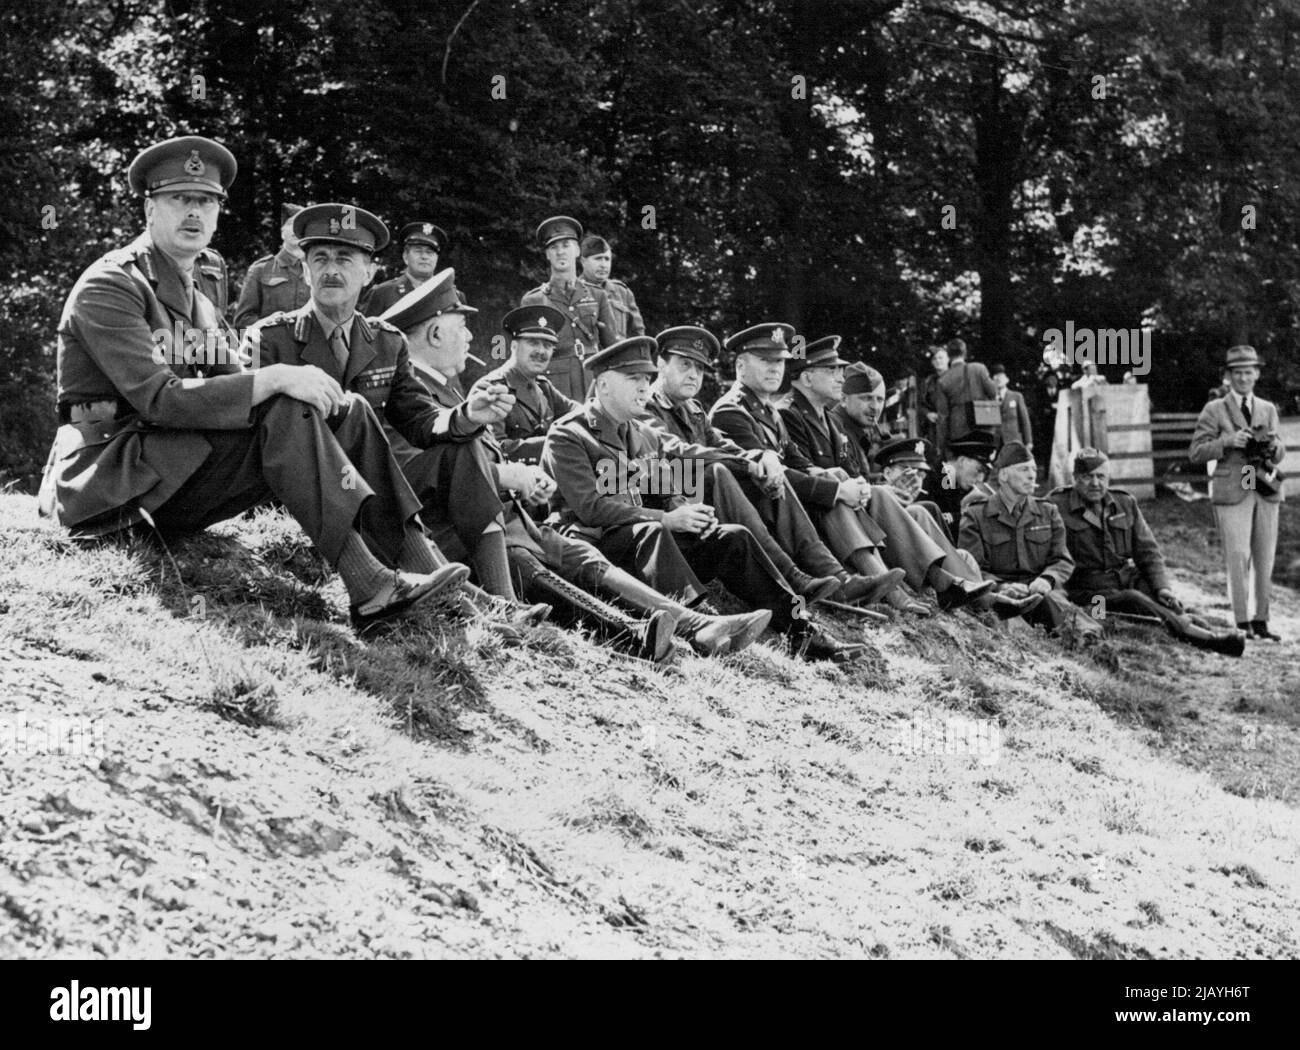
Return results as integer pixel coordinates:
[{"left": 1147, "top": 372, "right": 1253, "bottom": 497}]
[
  {"left": 231, "top": 247, "right": 309, "bottom": 329},
  {"left": 959, "top": 489, "right": 1100, "bottom": 635},
  {"left": 482, "top": 362, "right": 578, "bottom": 465},
  {"left": 581, "top": 276, "right": 644, "bottom": 340}
]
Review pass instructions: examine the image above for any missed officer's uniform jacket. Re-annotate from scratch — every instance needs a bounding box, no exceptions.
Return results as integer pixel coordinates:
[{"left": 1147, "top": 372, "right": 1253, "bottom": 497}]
[
  {"left": 1188, "top": 393, "right": 1286, "bottom": 505},
  {"left": 581, "top": 276, "right": 644, "bottom": 340},
  {"left": 231, "top": 246, "right": 309, "bottom": 329},
  {"left": 935, "top": 359, "right": 998, "bottom": 451},
  {"left": 542, "top": 400, "right": 746, "bottom": 543},
  {"left": 930, "top": 478, "right": 993, "bottom": 537},
  {"left": 709, "top": 382, "right": 841, "bottom": 508},
  {"left": 482, "top": 361, "right": 579, "bottom": 465},
  {"left": 958, "top": 490, "right": 1075, "bottom": 587},
  {"left": 39, "top": 234, "right": 255, "bottom": 535},
  {"left": 1048, "top": 485, "right": 1169, "bottom": 595},
  {"left": 642, "top": 386, "right": 761, "bottom": 472},
  {"left": 253, "top": 305, "right": 481, "bottom": 453},
  {"left": 519, "top": 279, "right": 617, "bottom": 399},
  {"left": 363, "top": 272, "right": 420, "bottom": 318}
]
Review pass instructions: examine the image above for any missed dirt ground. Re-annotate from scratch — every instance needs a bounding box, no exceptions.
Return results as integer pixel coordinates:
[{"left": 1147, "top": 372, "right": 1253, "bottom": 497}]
[{"left": 1, "top": 491, "right": 1297, "bottom": 959}]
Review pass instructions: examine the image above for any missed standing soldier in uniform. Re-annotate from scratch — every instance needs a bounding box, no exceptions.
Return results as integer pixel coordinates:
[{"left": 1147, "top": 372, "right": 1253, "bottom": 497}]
[
  {"left": 481, "top": 308, "right": 580, "bottom": 466},
  {"left": 935, "top": 338, "right": 999, "bottom": 453},
  {"left": 232, "top": 202, "right": 309, "bottom": 329},
  {"left": 579, "top": 234, "right": 645, "bottom": 340},
  {"left": 38, "top": 137, "right": 468, "bottom": 633},
  {"left": 363, "top": 221, "right": 447, "bottom": 317},
  {"left": 544, "top": 337, "right": 866, "bottom": 661},
  {"left": 919, "top": 345, "right": 948, "bottom": 449},
  {"left": 959, "top": 441, "right": 1101, "bottom": 638},
  {"left": 520, "top": 216, "right": 617, "bottom": 401},
  {"left": 1049, "top": 448, "right": 1244, "bottom": 656}
]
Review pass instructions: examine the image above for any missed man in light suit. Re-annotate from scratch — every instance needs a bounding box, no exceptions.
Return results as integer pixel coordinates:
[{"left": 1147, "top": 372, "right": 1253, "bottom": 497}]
[
  {"left": 991, "top": 364, "right": 1033, "bottom": 451},
  {"left": 934, "top": 338, "right": 998, "bottom": 453},
  {"left": 1189, "top": 345, "right": 1286, "bottom": 640}
]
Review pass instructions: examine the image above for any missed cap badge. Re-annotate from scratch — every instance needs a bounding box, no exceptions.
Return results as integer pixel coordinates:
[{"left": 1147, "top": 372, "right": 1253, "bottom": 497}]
[
  {"left": 328, "top": 217, "right": 342, "bottom": 234},
  {"left": 422, "top": 223, "right": 433, "bottom": 235},
  {"left": 914, "top": 442, "right": 925, "bottom": 456},
  {"left": 538, "top": 316, "right": 549, "bottom": 329},
  {"left": 771, "top": 328, "right": 786, "bottom": 346},
  {"left": 184, "top": 150, "right": 205, "bottom": 176},
  {"left": 692, "top": 339, "right": 703, "bottom": 351}
]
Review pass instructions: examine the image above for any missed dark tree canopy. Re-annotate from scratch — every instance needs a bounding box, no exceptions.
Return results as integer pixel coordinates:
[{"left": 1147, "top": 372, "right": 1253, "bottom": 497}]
[{"left": 3, "top": 0, "right": 1299, "bottom": 488}]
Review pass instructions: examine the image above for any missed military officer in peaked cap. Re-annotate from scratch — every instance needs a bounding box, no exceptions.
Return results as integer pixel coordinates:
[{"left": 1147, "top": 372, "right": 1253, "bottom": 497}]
[
  {"left": 364, "top": 220, "right": 449, "bottom": 317},
  {"left": 959, "top": 441, "right": 1100, "bottom": 639},
  {"left": 482, "top": 306, "right": 580, "bottom": 467},
  {"left": 543, "top": 336, "right": 867, "bottom": 661},
  {"left": 644, "top": 325, "right": 905, "bottom": 608},
  {"left": 519, "top": 215, "right": 618, "bottom": 401},
  {"left": 232, "top": 202, "right": 310, "bottom": 329},
  {"left": 1049, "top": 448, "right": 1245, "bottom": 656},
  {"left": 39, "top": 144, "right": 468, "bottom": 633}
]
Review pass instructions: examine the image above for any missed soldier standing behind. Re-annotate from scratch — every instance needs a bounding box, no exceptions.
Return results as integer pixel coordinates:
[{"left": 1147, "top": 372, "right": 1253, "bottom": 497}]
[
  {"left": 935, "top": 338, "right": 999, "bottom": 453},
  {"left": 363, "top": 221, "right": 447, "bottom": 317},
  {"left": 991, "top": 363, "right": 1033, "bottom": 451},
  {"left": 231, "top": 202, "right": 309, "bottom": 329},
  {"left": 520, "top": 216, "right": 617, "bottom": 401},
  {"left": 579, "top": 234, "right": 645, "bottom": 340}
]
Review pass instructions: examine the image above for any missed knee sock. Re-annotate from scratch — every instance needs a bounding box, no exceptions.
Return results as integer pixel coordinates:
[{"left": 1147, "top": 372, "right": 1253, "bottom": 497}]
[
  {"left": 471, "top": 523, "right": 517, "bottom": 601},
  {"left": 397, "top": 527, "right": 439, "bottom": 573},
  {"left": 336, "top": 531, "right": 393, "bottom": 604}
]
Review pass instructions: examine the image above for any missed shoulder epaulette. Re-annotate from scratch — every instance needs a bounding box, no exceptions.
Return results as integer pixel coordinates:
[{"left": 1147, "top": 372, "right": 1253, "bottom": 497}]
[
  {"left": 257, "top": 310, "right": 297, "bottom": 327},
  {"left": 965, "top": 489, "right": 992, "bottom": 504},
  {"left": 367, "top": 316, "right": 402, "bottom": 334}
]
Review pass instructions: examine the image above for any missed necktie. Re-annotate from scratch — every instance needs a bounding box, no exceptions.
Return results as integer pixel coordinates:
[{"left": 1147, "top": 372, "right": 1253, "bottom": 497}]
[
  {"left": 330, "top": 324, "right": 349, "bottom": 374},
  {"left": 1242, "top": 397, "right": 1252, "bottom": 425}
]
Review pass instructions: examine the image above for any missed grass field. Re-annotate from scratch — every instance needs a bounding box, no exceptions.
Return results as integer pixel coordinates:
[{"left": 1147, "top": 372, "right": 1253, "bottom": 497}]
[{"left": 1, "top": 490, "right": 1297, "bottom": 959}]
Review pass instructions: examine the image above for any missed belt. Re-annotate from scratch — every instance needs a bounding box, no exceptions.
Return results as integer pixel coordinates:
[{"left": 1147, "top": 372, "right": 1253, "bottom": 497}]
[{"left": 59, "top": 398, "right": 131, "bottom": 424}]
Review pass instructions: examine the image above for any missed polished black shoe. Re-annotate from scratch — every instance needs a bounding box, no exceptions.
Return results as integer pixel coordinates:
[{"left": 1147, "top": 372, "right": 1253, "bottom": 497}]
[
  {"left": 837, "top": 568, "right": 907, "bottom": 605},
  {"left": 1250, "top": 620, "right": 1281, "bottom": 642},
  {"left": 789, "top": 571, "right": 842, "bottom": 603},
  {"left": 936, "top": 576, "right": 996, "bottom": 611},
  {"left": 350, "top": 564, "right": 470, "bottom": 634}
]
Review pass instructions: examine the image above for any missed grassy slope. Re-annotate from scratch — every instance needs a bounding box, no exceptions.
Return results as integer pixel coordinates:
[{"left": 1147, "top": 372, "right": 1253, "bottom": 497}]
[{"left": 0, "top": 491, "right": 1297, "bottom": 960}]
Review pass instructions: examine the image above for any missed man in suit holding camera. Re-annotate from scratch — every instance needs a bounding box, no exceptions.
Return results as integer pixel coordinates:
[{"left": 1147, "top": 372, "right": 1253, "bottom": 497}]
[{"left": 1189, "top": 345, "right": 1286, "bottom": 641}]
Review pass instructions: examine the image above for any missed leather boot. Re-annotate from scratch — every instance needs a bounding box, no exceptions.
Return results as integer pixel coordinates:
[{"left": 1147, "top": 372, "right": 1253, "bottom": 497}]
[
  {"left": 513, "top": 555, "right": 677, "bottom": 664},
  {"left": 460, "top": 580, "right": 551, "bottom": 626},
  {"left": 835, "top": 568, "right": 907, "bottom": 605},
  {"left": 1177, "top": 619, "right": 1247, "bottom": 658},
  {"left": 596, "top": 567, "right": 769, "bottom": 655}
]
